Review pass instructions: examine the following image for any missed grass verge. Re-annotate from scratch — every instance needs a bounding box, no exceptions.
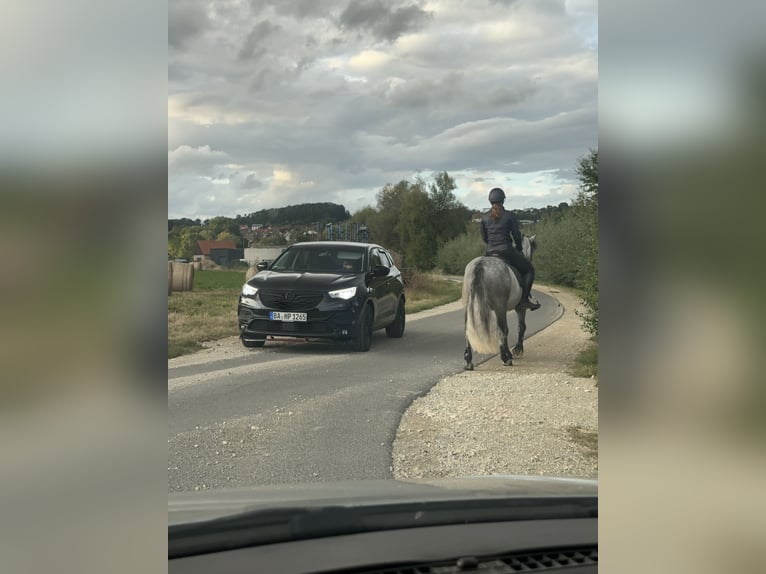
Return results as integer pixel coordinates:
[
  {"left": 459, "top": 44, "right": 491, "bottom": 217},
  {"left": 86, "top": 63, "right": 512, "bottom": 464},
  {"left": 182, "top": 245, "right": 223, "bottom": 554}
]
[
  {"left": 168, "top": 288, "right": 240, "bottom": 358},
  {"left": 193, "top": 269, "right": 247, "bottom": 290},
  {"left": 405, "top": 273, "right": 463, "bottom": 314},
  {"left": 569, "top": 341, "right": 598, "bottom": 380}
]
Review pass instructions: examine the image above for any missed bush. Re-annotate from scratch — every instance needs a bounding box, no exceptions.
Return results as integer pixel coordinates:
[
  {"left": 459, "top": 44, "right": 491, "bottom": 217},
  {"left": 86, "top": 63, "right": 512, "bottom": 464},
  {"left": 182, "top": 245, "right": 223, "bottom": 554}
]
[
  {"left": 435, "top": 227, "right": 485, "bottom": 274},
  {"left": 530, "top": 214, "right": 588, "bottom": 288}
]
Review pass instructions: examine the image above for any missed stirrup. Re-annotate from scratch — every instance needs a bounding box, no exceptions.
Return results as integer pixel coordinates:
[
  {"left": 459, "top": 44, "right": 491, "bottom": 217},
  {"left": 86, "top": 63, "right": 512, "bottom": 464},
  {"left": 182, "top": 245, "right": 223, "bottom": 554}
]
[{"left": 521, "top": 297, "right": 541, "bottom": 310}]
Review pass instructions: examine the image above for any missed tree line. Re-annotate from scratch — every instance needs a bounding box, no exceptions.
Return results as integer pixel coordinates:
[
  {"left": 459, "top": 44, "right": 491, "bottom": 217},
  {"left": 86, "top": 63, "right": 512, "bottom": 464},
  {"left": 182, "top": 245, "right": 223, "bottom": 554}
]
[{"left": 235, "top": 202, "right": 350, "bottom": 227}]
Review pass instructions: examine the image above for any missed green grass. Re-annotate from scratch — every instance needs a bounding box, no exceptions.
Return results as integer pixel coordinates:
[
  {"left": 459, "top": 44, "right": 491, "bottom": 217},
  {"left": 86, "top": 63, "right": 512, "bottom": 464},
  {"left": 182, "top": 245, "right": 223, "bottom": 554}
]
[
  {"left": 168, "top": 272, "right": 463, "bottom": 359},
  {"left": 570, "top": 341, "right": 598, "bottom": 379},
  {"left": 565, "top": 425, "right": 598, "bottom": 460},
  {"left": 405, "top": 274, "right": 463, "bottom": 313},
  {"left": 168, "top": 288, "right": 240, "bottom": 358},
  {"left": 193, "top": 269, "right": 247, "bottom": 290}
]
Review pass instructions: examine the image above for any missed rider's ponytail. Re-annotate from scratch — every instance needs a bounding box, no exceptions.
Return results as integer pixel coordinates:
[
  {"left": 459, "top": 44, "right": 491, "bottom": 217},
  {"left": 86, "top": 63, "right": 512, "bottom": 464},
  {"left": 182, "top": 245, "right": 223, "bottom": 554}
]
[{"left": 490, "top": 203, "right": 502, "bottom": 220}]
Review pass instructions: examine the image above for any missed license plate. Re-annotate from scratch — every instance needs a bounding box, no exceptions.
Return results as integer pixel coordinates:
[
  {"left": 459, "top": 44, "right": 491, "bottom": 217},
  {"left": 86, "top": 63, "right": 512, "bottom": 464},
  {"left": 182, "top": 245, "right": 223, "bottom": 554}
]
[{"left": 269, "top": 311, "right": 307, "bottom": 322}]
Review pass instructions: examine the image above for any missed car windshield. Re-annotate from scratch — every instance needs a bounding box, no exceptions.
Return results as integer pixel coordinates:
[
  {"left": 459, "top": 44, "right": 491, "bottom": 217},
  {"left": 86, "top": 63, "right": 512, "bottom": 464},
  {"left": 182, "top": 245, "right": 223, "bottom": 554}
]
[{"left": 270, "top": 246, "right": 365, "bottom": 273}]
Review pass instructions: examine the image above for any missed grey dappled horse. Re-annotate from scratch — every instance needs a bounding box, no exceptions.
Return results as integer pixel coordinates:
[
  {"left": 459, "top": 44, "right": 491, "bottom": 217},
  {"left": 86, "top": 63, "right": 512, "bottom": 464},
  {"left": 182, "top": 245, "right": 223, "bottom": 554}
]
[{"left": 462, "top": 235, "right": 537, "bottom": 370}]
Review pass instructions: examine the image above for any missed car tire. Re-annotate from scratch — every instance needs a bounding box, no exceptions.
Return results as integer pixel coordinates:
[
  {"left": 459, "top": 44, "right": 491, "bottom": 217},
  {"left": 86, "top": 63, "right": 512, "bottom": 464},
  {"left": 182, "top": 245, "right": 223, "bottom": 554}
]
[
  {"left": 353, "top": 305, "right": 373, "bottom": 352},
  {"left": 241, "top": 336, "right": 266, "bottom": 348},
  {"left": 385, "top": 297, "right": 405, "bottom": 338}
]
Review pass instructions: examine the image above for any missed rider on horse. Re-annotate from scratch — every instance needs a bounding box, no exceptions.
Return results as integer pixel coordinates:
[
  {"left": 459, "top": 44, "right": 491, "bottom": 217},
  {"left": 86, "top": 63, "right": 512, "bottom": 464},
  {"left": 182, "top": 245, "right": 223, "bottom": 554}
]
[{"left": 480, "top": 187, "right": 541, "bottom": 310}]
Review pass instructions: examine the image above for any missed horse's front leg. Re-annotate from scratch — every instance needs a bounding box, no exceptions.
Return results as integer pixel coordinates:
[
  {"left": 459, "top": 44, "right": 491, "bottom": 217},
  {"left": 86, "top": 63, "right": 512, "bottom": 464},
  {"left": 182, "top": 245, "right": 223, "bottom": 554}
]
[
  {"left": 497, "top": 311, "right": 512, "bottom": 366},
  {"left": 512, "top": 308, "right": 527, "bottom": 358}
]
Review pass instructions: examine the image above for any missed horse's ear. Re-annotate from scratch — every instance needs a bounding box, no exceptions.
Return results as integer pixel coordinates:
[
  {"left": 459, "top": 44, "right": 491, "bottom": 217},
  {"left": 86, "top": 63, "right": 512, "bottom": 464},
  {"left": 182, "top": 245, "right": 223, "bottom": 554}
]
[{"left": 529, "top": 234, "right": 536, "bottom": 246}]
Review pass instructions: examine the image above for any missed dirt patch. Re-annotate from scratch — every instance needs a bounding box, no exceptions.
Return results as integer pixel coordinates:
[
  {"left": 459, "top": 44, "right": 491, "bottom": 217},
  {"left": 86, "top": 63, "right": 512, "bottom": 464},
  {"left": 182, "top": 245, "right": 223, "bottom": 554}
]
[{"left": 393, "top": 285, "right": 598, "bottom": 479}]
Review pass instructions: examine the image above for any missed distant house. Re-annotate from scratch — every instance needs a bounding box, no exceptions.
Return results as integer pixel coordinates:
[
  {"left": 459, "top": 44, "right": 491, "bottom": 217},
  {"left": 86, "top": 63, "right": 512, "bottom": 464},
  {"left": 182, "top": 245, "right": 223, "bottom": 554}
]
[
  {"left": 243, "top": 247, "right": 285, "bottom": 266},
  {"left": 194, "top": 239, "right": 242, "bottom": 266},
  {"left": 209, "top": 247, "right": 244, "bottom": 267}
]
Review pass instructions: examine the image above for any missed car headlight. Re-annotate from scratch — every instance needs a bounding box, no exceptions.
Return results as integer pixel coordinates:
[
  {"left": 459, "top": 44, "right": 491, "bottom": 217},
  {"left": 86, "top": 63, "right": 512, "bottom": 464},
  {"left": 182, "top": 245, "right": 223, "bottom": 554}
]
[
  {"left": 328, "top": 286, "right": 357, "bottom": 300},
  {"left": 242, "top": 283, "right": 258, "bottom": 296}
]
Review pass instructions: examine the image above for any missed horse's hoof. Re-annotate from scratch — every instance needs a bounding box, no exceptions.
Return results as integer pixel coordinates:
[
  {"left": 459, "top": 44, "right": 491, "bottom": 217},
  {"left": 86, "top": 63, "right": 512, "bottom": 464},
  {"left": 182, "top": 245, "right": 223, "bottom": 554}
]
[
  {"left": 464, "top": 363, "right": 474, "bottom": 371},
  {"left": 503, "top": 359, "right": 513, "bottom": 366},
  {"left": 512, "top": 348, "right": 524, "bottom": 359}
]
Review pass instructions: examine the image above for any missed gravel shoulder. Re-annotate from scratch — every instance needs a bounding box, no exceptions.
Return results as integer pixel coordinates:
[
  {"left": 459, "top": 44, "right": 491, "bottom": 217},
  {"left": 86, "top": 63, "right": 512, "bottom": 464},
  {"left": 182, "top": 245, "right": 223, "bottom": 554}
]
[{"left": 392, "top": 285, "right": 598, "bottom": 480}]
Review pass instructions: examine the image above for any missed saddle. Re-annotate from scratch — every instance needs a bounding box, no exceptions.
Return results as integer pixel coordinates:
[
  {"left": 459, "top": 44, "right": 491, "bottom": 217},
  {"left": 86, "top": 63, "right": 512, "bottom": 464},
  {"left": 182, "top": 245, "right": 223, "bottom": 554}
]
[{"left": 486, "top": 251, "right": 522, "bottom": 283}]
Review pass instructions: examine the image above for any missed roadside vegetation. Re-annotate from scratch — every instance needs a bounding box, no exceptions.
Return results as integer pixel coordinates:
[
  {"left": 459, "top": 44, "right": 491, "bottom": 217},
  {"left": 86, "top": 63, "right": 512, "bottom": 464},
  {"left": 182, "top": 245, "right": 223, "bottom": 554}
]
[
  {"left": 193, "top": 269, "right": 246, "bottom": 290},
  {"left": 570, "top": 342, "right": 598, "bottom": 380}
]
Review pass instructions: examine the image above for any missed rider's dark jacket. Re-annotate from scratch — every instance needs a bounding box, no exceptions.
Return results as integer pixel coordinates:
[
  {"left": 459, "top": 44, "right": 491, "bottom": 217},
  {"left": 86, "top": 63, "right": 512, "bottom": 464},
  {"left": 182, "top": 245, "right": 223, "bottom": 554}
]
[{"left": 480, "top": 208, "right": 523, "bottom": 254}]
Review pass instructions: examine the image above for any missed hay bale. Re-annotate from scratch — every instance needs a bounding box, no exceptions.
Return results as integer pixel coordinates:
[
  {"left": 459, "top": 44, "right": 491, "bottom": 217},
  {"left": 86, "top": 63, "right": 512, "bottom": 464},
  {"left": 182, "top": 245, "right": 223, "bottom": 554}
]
[
  {"left": 171, "top": 262, "right": 195, "bottom": 291},
  {"left": 201, "top": 258, "right": 220, "bottom": 270}
]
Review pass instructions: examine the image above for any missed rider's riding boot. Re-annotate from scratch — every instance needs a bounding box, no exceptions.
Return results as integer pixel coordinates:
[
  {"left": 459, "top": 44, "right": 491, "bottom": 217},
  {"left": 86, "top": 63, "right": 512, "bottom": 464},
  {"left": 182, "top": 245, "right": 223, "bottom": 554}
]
[{"left": 520, "top": 272, "right": 541, "bottom": 310}]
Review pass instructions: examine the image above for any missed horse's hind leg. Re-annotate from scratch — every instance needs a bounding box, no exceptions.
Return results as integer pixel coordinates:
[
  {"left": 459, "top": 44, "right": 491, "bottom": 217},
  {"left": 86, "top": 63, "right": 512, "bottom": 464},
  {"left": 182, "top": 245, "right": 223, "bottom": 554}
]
[
  {"left": 463, "top": 310, "right": 474, "bottom": 370},
  {"left": 464, "top": 343, "right": 473, "bottom": 371},
  {"left": 496, "top": 311, "right": 512, "bottom": 366},
  {"left": 512, "top": 308, "right": 527, "bottom": 358}
]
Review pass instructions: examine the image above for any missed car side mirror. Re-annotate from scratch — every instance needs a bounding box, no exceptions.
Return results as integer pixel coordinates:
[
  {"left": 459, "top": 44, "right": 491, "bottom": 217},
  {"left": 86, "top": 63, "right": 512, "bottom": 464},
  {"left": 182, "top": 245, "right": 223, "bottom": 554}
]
[
  {"left": 371, "top": 265, "right": 389, "bottom": 277},
  {"left": 256, "top": 261, "right": 269, "bottom": 271}
]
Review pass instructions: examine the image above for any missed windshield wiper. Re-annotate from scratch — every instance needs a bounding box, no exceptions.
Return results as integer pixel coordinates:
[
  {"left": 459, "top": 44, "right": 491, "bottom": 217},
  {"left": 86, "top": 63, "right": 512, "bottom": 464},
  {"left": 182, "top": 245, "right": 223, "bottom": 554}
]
[{"left": 169, "top": 496, "right": 597, "bottom": 559}]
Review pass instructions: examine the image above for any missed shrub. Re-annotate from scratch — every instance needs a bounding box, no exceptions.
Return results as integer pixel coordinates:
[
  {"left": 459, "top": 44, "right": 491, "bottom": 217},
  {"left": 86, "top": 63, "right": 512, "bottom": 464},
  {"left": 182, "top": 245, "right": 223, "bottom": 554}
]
[
  {"left": 531, "top": 214, "right": 587, "bottom": 288},
  {"left": 435, "top": 227, "right": 485, "bottom": 274}
]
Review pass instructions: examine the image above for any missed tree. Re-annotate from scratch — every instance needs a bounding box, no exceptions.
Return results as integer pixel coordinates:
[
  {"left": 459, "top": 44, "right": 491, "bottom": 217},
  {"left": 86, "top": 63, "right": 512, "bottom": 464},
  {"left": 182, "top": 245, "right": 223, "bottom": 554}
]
[
  {"left": 397, "top": 185, "right": 437, "bottom": 269},
  {"left": 428, "top": 171, "right": 471, "bottom": 244},
  {"left": 168, "top": 225, "right": 204, "bottom": 260},
  {"left": 204, "top": 216, "right": 241, "bottom": 239},
  {"left": 368, "top": 180, "right": 412, "bottom": 252},
  {"left": 573, "top": 148, "right": 598, "bottom": 337},
  {"left": 349, "top": 172, "right": 471, "bottom": 270}
]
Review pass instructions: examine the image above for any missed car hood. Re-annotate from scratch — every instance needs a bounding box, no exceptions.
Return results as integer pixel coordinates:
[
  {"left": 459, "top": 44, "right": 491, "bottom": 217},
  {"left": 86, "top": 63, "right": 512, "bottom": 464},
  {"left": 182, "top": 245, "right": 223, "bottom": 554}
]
[
  {"left": 168, "top": 475, "right": 597, "bottom": 526},
  {"left": 248, "top": 271, "right": 359, "bottom": 290}
]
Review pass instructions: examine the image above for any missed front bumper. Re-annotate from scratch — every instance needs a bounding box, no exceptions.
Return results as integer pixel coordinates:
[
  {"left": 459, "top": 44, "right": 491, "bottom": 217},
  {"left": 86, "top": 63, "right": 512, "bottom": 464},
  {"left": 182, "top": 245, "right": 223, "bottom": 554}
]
[{"left": 238, "top": 298, "right": 360, "bottom": 340}]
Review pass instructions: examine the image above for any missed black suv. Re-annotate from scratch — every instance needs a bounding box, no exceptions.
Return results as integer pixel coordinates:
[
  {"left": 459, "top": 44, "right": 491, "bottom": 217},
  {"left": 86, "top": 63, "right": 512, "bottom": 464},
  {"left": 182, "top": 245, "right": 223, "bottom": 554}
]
[{"left": 237, "top": 242, "right": 405, "bottom": 351}]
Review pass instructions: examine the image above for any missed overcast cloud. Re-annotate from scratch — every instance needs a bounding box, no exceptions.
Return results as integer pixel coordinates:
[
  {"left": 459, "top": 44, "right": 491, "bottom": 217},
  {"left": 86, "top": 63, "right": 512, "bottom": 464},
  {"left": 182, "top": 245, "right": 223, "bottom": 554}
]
[{"left": 169, "top": 0, "right": 597, "bottom": 219}]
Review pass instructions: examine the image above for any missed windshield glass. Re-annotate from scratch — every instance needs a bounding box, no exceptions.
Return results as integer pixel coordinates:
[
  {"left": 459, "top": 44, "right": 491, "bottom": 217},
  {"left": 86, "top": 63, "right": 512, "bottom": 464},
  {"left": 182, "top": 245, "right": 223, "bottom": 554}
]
[{"left": 270, "top": 245, "right": 366, "bottom": 273}]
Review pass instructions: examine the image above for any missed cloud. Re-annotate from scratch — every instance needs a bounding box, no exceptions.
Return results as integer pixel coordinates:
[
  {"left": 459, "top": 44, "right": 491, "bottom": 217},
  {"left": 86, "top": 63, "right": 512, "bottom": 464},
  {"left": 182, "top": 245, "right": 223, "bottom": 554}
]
[
  {"left": 168, "top": 0, "right": 597, "bottom": 219},
  {"left": 238, "top": 20, "right": 281, "bottom": 61},
  {"left": 339, "top": 0, "right": 433, "bottom": 41},
  {"left": 241, "top": 173, "right": 264, "bottom": 190},
  {"left": 249, "top": 0, "right": 330, "bottom": 20},
  {"left": 485, "top": 81, "right": 539, "bottom": 107},
  {"left": 169, "top": 0, "right": 209, "bottom": 50},
  {"left": 168, "top": 145, "right": 228, "bottom": 173},
  {"left": 348, "top": 50, "right": 393, "bottom": 71}
]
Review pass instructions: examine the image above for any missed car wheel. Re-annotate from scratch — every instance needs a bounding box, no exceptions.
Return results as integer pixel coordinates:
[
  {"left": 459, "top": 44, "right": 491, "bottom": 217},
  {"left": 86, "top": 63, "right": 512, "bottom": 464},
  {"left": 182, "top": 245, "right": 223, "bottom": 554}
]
[
  {"left": 385, "top": 297, "right": 405, "bottom": 338},
  {"left": 353, "top": 305, "right": 373, "bottom": 352},
  {"left": 241, "top": 336, "right": 266, "bottom": 348}
]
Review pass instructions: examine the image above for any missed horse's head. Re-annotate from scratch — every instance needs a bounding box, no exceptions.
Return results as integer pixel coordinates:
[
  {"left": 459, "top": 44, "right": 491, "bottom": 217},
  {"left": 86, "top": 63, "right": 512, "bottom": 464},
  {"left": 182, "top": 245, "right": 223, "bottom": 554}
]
[{"left": 522, "top": 234, "right": 537, "bottom": 261}]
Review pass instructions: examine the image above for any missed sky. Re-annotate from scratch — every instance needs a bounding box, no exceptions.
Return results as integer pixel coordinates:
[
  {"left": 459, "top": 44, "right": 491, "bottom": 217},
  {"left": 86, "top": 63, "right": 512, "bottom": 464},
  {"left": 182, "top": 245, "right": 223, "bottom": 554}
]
[{"left": 168, "top": 0, "right": 597, "bottom": 220}]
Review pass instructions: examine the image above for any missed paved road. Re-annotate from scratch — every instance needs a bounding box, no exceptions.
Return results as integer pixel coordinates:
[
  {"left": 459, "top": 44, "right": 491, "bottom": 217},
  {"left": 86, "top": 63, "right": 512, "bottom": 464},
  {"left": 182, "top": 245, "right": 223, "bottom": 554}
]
[{"left": 168, "top": 289, "right": 562, "bottom": 492}]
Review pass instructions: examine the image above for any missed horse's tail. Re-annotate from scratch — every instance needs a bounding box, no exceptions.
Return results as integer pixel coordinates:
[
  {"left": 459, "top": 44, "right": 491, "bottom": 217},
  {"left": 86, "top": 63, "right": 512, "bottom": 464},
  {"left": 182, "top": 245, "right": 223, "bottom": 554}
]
[{"left": 464, "top": 260, "right": 497, "bottom": 354}]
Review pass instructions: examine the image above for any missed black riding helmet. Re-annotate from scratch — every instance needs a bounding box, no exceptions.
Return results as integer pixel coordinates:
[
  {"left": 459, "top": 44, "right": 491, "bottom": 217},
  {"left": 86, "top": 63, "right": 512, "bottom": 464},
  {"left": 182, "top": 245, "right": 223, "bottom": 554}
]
[{"left": 488, "top": 187, "right": 505, "bottom": 204}]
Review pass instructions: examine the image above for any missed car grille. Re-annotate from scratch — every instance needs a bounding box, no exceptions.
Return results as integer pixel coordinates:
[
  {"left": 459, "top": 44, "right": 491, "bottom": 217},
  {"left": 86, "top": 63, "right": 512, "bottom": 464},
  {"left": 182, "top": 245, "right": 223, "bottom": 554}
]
[
  {"left": 246, "top": 319, "right": 333, "bottom": 335},
  {"left": 258, "top": 290, "right": 324, "bottom": 311}
]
